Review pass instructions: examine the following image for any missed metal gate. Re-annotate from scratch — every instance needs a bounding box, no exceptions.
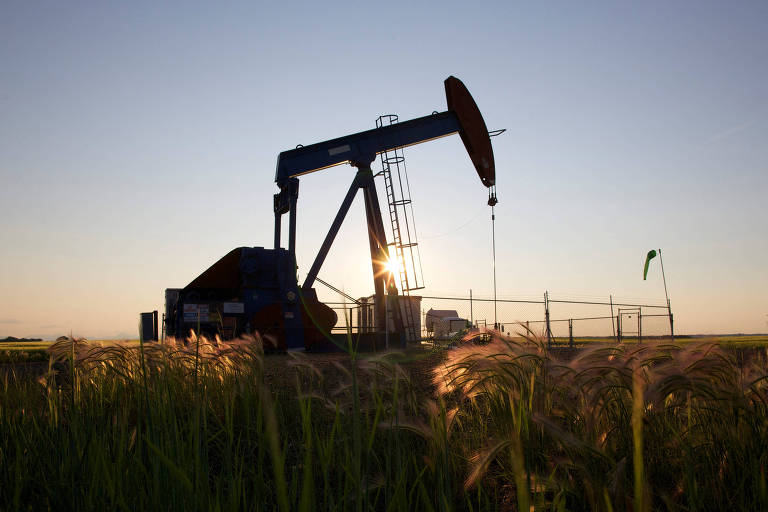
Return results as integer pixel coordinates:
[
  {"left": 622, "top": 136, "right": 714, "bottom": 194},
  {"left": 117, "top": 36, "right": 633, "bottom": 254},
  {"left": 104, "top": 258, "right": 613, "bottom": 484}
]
[{"left": 617, "top": 308, "right": 641, "bottom": 343}]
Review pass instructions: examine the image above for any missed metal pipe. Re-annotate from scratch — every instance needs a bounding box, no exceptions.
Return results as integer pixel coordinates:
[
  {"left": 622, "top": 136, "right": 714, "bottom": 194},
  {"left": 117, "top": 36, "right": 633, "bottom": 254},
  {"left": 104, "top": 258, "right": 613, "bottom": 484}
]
[
  {"left": 418, "top": 295, "right": 544, "bottom": 304},
  {"left": 274, "top": 211, "right": 281, "bottom": 250},
  {"left": 548, "top": 299, "right": 668, "bottom": 308},
  {"left": 302, "top": 172, "right": 365, "bottom": 290},
  {"left": 288, "top": 193, "right": 298, "bottom": 268},
  {"left": 315, "top": 277, "right": 362, "bottom": 305},
  {"left": 361, "top": 169, "right": 390, "bottom": 334}
]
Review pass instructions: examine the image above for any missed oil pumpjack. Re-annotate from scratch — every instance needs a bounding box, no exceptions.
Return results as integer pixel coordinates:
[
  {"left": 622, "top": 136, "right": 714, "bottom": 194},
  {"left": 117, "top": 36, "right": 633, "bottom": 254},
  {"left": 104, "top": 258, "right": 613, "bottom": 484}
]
[{"left": 163, "top": 76, "right": 497, "bottom": 350}]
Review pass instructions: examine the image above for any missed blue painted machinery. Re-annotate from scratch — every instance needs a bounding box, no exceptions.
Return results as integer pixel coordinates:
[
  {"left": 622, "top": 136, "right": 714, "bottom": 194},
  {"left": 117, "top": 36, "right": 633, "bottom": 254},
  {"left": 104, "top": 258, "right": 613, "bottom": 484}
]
[{"left": 164, "top": 76, "right": 497, "bottom": 350}]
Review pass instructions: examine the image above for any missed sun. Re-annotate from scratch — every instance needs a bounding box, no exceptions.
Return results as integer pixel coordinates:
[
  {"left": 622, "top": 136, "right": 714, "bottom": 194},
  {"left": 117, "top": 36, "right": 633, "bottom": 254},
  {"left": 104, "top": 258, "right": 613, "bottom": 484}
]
[{"left": 384, "top": 256, "right": 400, "bottom": 275}]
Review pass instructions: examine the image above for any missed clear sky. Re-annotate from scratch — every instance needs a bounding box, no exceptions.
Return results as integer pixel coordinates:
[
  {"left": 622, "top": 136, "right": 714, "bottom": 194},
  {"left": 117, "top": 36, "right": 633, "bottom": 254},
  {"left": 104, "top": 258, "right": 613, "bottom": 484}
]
[{"left": 1, "top": 1, "right": 766, "bottom": 339}]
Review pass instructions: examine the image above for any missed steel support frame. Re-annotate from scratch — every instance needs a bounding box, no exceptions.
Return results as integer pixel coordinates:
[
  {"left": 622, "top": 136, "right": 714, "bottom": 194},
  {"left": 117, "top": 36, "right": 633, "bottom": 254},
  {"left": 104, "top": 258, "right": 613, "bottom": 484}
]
[
  {"left": 301, "top": 169, "right": 370, "bottom": 291},
  {"left": 274, "top": 178, "right": 299, "bottom": 255},
  {"left": 299, "top": 162, "right": 397, "bottom": 334}
]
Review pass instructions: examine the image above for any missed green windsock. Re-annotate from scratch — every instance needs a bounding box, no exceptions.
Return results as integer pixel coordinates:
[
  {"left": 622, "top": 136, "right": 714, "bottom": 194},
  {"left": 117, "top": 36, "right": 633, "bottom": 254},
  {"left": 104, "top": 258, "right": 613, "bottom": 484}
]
[{"left": 643, "top": 250, "right": 657, "bottom": 280}]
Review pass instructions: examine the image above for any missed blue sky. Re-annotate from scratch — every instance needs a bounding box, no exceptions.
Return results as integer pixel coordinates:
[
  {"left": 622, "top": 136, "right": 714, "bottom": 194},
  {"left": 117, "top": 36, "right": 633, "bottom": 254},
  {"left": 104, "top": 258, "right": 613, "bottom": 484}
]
[{"left": 1, "top": 1, "right": 766, "bottom": 338}]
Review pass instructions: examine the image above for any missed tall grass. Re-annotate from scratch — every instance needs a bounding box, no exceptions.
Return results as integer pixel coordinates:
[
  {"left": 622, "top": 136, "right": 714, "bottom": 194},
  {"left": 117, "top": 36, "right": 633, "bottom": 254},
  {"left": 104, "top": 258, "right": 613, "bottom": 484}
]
[
  {"left": 434, "top": 330, "right": 768, "bottom": 510},
  {"left": 1, "top": 330, "right": 767, "bottom": 510}
]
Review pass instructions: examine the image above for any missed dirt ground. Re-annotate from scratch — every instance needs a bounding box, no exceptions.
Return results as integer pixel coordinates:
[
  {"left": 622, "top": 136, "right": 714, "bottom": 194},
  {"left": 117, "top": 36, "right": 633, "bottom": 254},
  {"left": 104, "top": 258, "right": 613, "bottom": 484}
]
[{"left": 262, "top": 347, "right": 446, "bottom": 398}]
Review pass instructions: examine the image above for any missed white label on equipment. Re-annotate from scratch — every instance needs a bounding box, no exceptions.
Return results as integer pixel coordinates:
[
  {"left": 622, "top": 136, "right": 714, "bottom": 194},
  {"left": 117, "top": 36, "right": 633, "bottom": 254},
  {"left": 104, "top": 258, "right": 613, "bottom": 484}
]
[
  {"left": 328, "top": 144, "right": 351, "bottom": 156},
  {"left": 223, "top": 302, "right": 244, "bottom": 314},
  {"left": 183, "top": 303, "right": 209, "bottom": 322},
  {"left": 285, "top": 312, "right": 294, "bottom": 319}
]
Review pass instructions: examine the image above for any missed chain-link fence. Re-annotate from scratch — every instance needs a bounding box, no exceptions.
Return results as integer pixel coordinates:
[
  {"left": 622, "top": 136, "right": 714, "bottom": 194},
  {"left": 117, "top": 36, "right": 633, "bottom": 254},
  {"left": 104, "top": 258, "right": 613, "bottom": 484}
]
[
  {"left": 418, "top": 295, "right": 543, "bottom": 336},
  {"left": 324, "top": 291, "right": 674, "bottom": 344}
]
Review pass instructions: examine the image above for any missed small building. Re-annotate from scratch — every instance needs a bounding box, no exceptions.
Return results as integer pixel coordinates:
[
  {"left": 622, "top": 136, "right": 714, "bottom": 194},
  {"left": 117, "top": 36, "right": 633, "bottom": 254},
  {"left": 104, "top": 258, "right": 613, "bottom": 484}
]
[{"left": 425, "top": 308, "right": 468, "bottom": 339}]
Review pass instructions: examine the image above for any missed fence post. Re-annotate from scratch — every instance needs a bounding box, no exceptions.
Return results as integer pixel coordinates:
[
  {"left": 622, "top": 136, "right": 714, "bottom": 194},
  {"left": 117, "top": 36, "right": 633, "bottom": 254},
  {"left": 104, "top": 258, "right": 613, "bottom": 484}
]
[
  {"left": 569, "top": 318, "right": 574, "bottom": 348},
  {"left": 609, "top": 294, "right": 616, "bottom": 340},
  {"left": 385, "top": 295, "right": 389, "bottom": 350},
  {"left": 667, "top": 299, "right": 674, "bottom": 340},
  {"left": 470, "top": 289, "right": 473, "bottom": 326},
  {"left": 545, "top": 291, "right": 552, "bottom": 348},
  {"left": 638, "top": 308, "right": 642, "bottom": 344},
  {"left": 617, "top": 314, "right": 622, "bottom": 343}
]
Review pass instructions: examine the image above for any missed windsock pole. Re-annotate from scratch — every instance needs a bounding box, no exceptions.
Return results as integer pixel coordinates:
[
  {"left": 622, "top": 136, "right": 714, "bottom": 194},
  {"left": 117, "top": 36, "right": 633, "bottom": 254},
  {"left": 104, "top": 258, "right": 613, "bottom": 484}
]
[{"left": 658, "top": 248, "right": 669, "bottom": 305}]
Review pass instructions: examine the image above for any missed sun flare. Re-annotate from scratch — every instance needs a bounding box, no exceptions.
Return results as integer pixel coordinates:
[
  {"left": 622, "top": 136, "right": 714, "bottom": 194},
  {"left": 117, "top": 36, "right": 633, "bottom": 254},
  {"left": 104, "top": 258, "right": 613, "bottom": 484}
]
[{"left": 384, "top": 256, "right": 400, "bottom": 275}]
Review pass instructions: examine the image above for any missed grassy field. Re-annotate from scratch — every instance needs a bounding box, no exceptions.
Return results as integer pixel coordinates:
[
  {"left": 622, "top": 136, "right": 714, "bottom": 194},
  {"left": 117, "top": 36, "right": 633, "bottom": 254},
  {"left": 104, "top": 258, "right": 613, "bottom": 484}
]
[
  {"left": 1, "top": 332, "right": 768, "bottom": 510},
  {"left": 0, "top": 339, "right": 141, "bottom": 350},
  {"left": 0, "top": 339, "right": 141, "bottom": 363},
  {"left": 2, "top": 334, "right": 766, "bottom": 352}
]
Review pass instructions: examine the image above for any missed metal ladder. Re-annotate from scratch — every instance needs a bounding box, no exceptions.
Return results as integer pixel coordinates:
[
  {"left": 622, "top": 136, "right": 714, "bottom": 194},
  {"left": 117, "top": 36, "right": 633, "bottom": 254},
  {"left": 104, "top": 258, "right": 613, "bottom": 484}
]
[{"left": 376, "top": 114, "right": 425, "bottom": 341}]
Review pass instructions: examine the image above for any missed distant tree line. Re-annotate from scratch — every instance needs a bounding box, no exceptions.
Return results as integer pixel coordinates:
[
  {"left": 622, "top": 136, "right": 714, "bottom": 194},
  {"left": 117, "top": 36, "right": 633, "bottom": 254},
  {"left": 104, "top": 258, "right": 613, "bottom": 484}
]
[{"left": 0, "top": 336, "right": 42, "bottom": 342}]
